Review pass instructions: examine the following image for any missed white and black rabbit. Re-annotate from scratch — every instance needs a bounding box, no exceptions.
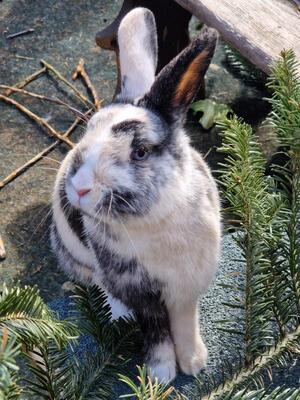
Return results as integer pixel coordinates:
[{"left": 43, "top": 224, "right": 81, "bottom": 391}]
[{"left": 51, "top": 8, "right": 221, "bottom": 382}]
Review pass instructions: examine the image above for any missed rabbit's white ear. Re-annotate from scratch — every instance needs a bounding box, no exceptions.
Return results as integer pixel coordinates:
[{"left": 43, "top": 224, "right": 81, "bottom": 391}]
[{"left": 117, "top": 7, "right": 157, "bottom": 100}]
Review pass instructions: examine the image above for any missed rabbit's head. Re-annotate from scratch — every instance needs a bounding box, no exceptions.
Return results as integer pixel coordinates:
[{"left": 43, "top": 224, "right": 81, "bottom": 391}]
[{"left": 63, "top": 8, "right": 217, "bottom": 221}]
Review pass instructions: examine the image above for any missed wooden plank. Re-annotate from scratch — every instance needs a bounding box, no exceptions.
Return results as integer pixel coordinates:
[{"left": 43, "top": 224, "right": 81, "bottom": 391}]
[{"left": 174, "top": 0, "right": 300, "bottom": 75}]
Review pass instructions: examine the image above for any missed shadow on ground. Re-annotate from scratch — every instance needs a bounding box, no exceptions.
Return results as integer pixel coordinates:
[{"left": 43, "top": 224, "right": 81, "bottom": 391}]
[{"left": 5, "top": 202, "right": 67, "bottom": 301}]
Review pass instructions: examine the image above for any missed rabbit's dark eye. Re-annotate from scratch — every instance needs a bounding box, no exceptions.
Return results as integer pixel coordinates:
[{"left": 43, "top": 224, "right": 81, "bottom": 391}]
[{"left": 131, "top": 146, "right": 150, "bottom": 161}]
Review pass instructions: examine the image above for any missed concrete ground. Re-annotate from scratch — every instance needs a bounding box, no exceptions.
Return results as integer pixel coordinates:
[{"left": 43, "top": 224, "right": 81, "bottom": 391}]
[{"left": 0, "top": 0, "right": 298, "bottom": 398}]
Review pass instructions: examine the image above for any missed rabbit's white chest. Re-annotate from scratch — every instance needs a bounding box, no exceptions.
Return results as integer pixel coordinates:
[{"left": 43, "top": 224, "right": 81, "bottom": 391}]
[{"left": 108, "top": 217, "right": 218, "bottom": 305}]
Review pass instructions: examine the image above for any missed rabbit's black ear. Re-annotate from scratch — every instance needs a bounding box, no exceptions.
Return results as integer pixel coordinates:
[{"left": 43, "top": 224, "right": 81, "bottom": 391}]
[{"left": 139, "top": 27, "right": 217, "bottom": 124}]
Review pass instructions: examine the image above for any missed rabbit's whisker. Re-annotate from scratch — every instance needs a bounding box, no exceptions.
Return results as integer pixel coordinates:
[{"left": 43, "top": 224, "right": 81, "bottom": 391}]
[
  {"left": 94, "top": 205, "right": 104, "bottom": 228},
  {"left": 95, "top": 208, "right": 107, "bottom": 260},
  {"left": 29, "top": 207, "right": 53, "bottom": 244},
  {"left": 41, "top": 156, "right": 62, "bottom": 165},
  {"left": 107, "top": 189, "right": 113, "bottom": 218},
  {"left": 40, "top": 167, "right": 59, "bottom": 172},
  {"left": 119, "top": 219, "right": 139, "bottom": 259},
  {"left": 113, "top": 193, "right": 136, "bottom": 213}
]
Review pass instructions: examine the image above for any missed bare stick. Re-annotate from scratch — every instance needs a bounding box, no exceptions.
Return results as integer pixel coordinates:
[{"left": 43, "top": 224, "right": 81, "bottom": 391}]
[
  {"left": 72, "top": 58, "right": 102, "bottom": 110},
  {"left": 13, "top": 55, "right": 35, "bottom": 61},
  {"left": 4, "top": 67, "right": 47, "bottom": 96},
  {"left": 0, "top": 143, "right": 59, "bottom": 190},
  {"left": 7, "top": 29, "right": 35, "bottom": 39},
  {"left": 0, "top": 234, "right": 6, "bottom": 260},
  {"left": 0, "top": 85, "right": 89, "bottom": 121},
  {"left": 0, "top": 109, "right": 93, "bottom": 190},
  {"left": 0, "top": 94, "right": 74, "bottom": 148},
  {"left": 40, "top": 59, "right": 95, "bottom": 110}
]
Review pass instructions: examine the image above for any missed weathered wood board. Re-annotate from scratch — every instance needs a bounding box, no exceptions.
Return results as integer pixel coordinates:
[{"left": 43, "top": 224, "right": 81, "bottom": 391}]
[{"left": 175, "top": 0, "right": 300, "bottom": 75}]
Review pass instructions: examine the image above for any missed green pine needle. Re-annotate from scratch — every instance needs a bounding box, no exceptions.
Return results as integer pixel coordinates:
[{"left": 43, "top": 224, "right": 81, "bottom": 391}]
[
  {"left": 0, "top": 328, "right": 22, "bottom": 400},
  {"left": 119, "top": 365, "right": 183, "bottom": 400},
  {"left": 200, "top": 325, "right": 300, "bottom": 399},
  {"left": 0, "top": 284, "right": 78, "bottom": 348}
]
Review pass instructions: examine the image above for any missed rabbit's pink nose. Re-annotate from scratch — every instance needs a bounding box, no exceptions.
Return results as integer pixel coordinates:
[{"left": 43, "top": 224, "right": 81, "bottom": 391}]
[{"left": 77, "top": 188, "right": 91, "bottom": 197}]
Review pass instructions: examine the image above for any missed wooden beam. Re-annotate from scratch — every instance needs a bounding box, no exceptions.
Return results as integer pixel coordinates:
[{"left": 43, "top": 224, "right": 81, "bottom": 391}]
[{"left": 174, "top": 0, "right": 300, "bottom": 75}]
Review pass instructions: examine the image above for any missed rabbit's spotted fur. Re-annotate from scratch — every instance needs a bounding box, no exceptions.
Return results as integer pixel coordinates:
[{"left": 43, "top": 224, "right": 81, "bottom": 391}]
[{"left": 51, "top": 8, "right": 221, "bottom": 382}]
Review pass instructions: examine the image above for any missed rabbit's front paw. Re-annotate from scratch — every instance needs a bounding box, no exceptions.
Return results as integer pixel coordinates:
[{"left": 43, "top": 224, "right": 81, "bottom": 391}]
[
  {"left": 148, "top": 359, "right": 176, "bottom": 383},
  {"left": 178, "top": 338, "right": 208, "bottom": 376},
  {"left": 147, "top": 340, "right": 177, "bottom": 383}
]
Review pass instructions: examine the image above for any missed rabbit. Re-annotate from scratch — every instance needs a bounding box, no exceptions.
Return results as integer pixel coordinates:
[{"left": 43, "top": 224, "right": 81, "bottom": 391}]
[{"left": 51, "top": 7, "right": 221, "bottom": 383}]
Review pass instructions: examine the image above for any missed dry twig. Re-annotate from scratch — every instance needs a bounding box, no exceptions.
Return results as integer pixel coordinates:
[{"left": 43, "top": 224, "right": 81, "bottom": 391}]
[
  {"left": 13, "top": 55, "right": 35, "bottom": 61},
  {"left": 0, "top": 94, "right": 74, "bottom": 148},
  {"left": 6, "top": 28, "right": 35, "bottom": 39},
  {"left": 0, "top": 85, "right": 89, "bottom": 121},
  {"left": 0, "top": 109, "right": 93, "bottom": 190},
  {"left": 0, "top": 59, "right": 100, "bottom": 189},
  {"left": 4, "top": 67, "right": 47, "bottom": 96},
  {"left": 41, "top": 59, "right": 95, "bottom": 109},
  {"left": 72, "top": 58, "right": 102, "bottom": 110}
]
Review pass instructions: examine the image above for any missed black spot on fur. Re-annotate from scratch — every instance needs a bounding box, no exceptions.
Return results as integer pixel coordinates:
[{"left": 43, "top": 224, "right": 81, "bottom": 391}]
[
  {"left": 110, "top": 190, "right": 140, "bottom": 216},
  {"left": 90, "top": 236, "right": 137, "bottom": 275},
  {"left": 51, "top": 224, "right": 93, "bottom": 282},
  {"left": 111, "top": 119, "right": 145, "bottom": 135},
  {"left": 121, "top": 75, "right": 127, "bottom": 90},
  {"left": 136, "top": 298, "right": 171, "bottom": 356},
  {"left": 70, "top": 150, "right": 83, "bottom": 176},
  {"left": 111, "top": 97, "right": 134, "bottom": 105},
  {"left": 99, "top": 186, "right": 156, "bottom": 217},
  {"left": 90, "top": 234, "right": 172, "bottom": 353}
]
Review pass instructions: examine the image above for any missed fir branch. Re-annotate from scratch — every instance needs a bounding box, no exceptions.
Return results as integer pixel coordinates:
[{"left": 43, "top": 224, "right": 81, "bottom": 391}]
[
  {"left": 266, "top": 49, "right": 300, "bottom": 329},
  {"left": 72, "top": 284, "right": 140, "bottom": 358},
  {"left": 267, "top": 49, "right": 300, "bottom": 150},
  {"left": 119, "top": 365, "right": 183, "bottom": 400},
  {"left": 24, "top": 337, "right": 128, "bottom": 400},
  {"left": 218, "top": 117, "right": 282, "bottom": 360},
  {"left": 201, "top": 325, "right": 300, "bottom": 399},
  {"left": 224, "top": 45, "right": 267, "bottom": 86},
  {"left": 23, "top": 285, "right": 140, "bottom": 400},
  {"left": 0, "top": 328, "right": 22, "bottom": 399},
  {"left": 24, "top": 342, "right": 74, "bottom": 400},
  {"left": 222, "top": 386, "right": 300, "bottom": 400},
  {"left": 71, "top": 285, "right": 141, "bottom": 398},
  {"left": 71, "top": 284, "right": 112, "bottom": 347},
  {"left": 0, "top": 284, "right": 78, "bottom": 348},
  {"left": 208, "top": 51, "right": 300, "bottom": 399},
  {"left": 72, "top": 353, "right": 120, "bottom": 400}
]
